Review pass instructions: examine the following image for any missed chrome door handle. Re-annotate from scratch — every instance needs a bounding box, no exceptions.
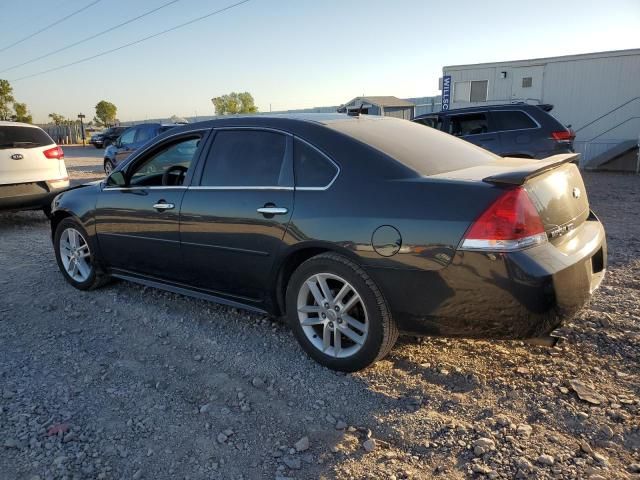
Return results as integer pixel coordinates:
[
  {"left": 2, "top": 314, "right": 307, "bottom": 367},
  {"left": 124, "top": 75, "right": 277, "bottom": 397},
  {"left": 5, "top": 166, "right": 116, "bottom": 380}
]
[
  {"left": 257, "top": 207, "right": 288, "bottom": 215},
  {"left": 153, "top": 202, "right": 175, "bottom": 211}
]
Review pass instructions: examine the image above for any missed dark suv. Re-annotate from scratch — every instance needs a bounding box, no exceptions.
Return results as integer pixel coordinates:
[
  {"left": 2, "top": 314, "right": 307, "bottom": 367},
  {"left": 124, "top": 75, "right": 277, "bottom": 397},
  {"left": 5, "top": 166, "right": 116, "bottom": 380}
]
[
  {"left": 412, "top": 104, "right": 574, "bottom": 159},
  {"left": 90, "top": 126, "right": 127, "bottom": 149},
  {"left": 103, "top": 123, "right": 179, "bottom": 174}
]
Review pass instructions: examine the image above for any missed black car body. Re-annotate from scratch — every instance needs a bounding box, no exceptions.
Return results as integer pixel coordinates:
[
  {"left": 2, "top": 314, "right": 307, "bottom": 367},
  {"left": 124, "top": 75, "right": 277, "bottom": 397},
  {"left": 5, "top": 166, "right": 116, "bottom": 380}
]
[
  {"left": 103, "top": 123, "right": 178, "bottom": 173},
  {"left": 89, "top": 126, "right": 127, "bottom": 149},
  {"left": 413, "top": 103, "right": 575, "bottom": 159},
  {"left": 50, "top": 114, "right": 606, "bottom": 371}
]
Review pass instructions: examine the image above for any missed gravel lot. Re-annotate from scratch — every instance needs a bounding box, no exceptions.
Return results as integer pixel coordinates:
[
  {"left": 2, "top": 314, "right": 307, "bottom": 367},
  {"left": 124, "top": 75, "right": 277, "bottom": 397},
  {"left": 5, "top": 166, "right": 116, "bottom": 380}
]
[{"left": 1, "top": 154, "right": 638, "bottom": 479}]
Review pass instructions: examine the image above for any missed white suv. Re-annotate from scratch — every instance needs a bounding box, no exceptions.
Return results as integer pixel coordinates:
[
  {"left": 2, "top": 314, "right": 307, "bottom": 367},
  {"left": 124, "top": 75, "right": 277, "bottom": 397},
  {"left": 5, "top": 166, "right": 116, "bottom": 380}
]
[{"left": 0, "top": 121, "right": 69, "bottom": 216}]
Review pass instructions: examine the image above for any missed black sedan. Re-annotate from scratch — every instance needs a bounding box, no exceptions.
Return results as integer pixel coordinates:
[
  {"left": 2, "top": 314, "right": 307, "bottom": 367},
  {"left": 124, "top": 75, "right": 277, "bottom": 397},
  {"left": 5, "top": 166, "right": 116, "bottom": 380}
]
[{"left": 49, "top": 114, "right": 606, "bottom": 371}]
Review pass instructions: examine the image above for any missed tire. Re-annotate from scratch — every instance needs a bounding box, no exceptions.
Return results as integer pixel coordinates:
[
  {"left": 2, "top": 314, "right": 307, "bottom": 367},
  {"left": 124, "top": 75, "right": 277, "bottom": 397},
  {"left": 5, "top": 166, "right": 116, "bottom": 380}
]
[
  {"left": 286, "top": 252, "right": 398, "bottom": 372},
  {"left": 54, "top": 218, "right": 109, "bottom": 291},
  {"left": 104, "top": 159, "right": 115, "bottom": 175}
]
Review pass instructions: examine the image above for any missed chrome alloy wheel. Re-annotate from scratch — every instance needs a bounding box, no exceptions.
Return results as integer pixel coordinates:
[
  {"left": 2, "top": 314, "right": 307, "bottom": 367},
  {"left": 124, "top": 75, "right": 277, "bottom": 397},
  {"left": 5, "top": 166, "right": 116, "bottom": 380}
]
[
  {"left": 296, "top": 273, "right": 369, "bottom": 358},
  {"left": 59, "top": 228, "right": 92, "bottom": 282},
  {"left": 104, "top": 161, "right": 113, "bottom": 175}
]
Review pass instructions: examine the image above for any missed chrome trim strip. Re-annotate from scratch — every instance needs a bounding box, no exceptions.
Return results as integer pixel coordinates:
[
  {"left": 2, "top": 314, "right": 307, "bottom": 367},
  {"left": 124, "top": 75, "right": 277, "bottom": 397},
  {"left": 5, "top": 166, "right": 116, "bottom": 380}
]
[
  {"left": 103, "top": 186, "right": 188, "bottom": 191},
  {"left": 187, "top": 186, "right": 294, "bottom": 191},
  {"left": 213, "top": 126, "right": 293, "bottom": 136}
]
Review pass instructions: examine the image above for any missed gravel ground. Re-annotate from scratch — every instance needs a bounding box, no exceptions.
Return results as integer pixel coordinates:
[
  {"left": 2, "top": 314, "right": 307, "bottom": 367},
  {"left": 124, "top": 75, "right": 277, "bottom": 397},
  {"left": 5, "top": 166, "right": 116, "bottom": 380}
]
[{"left": 0, "top": 168, "right": 638, "bottom": 480}]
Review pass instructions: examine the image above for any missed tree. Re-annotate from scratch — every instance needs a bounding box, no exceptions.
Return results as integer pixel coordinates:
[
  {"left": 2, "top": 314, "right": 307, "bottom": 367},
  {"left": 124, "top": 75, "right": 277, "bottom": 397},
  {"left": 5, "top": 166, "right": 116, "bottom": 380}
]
[
  {"left": 12, "top": 102, "right": 32, "bottom": 123},
  {"left": 0, "top": 79, "right": 15, "bottom": 121},
  {"left": 211, "top": 92, "right": 258, "bottom": 115},
  {"left": 48, "top": 113, "right": 67, "bottom": 125},
  {"left": 94, "top": 100, "right": 117, "bottom": 126}
]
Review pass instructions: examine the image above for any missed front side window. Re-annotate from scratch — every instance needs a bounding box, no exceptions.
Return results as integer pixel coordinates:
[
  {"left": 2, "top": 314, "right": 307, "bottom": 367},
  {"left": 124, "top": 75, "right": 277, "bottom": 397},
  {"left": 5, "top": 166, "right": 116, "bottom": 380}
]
[
  {"left": 119, "top": 128, "right": 136, "bottom": 145},
  {"left": 134, "top": 126, "right": 155, "bottom": 144},
  {"left": 294, "top": 139, "right": 338, "bottom": 188},
  {"left": 492, "top": 111, "right": 537, "bottom": 131},
  {"left": 449, "top": 113, "right": 489, "bottom": 136},
  {"left": 201, "top": 130, "right": 289, "bottom": 187},
  {"left": 129, "top": 136, "right": 200, "bottom": 186}
]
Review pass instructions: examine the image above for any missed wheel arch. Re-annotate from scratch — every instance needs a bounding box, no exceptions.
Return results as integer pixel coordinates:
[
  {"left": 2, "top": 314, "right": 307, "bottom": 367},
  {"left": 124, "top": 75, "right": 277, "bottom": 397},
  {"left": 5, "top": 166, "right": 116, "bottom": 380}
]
[
  {"left": 50, "top": 210, "right": 74, "bottom": 239},
  {"left": 273, "top": 242, "right": 363, "bottom": 317}
]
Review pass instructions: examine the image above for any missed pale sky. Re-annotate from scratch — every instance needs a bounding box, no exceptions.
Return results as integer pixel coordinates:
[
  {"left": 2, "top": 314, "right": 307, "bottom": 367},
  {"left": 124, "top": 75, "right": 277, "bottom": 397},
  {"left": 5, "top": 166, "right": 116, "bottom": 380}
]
[{"left": 1, "top": 0, "right": 639, "bottom": 123}]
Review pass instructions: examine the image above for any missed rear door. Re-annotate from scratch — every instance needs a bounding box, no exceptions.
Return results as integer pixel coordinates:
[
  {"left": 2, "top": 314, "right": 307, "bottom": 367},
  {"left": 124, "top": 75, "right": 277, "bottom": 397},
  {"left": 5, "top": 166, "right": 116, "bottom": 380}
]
[
  {"left": 179, "top": 128, "right": 294, "bottom": 304},
  {"left": 0, "top": 125, "right": 60, "bottom": 184},
  {"left": 448, "top": 111, "right": 501, "bottom": 153},
  {"left": 491, "top": 109, "right": 541, "bottom": 157}
]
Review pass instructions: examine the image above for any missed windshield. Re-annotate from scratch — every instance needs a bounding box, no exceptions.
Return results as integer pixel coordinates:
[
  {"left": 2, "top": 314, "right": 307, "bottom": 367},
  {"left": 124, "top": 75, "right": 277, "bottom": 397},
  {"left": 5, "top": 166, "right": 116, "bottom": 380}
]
[{"left": 0, "top": 126, "right": 54, "bottom": 149}]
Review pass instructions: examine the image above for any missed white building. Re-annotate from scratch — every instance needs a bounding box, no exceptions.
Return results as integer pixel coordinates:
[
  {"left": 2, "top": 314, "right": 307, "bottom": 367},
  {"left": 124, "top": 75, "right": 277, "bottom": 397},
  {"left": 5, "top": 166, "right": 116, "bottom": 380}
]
[{"left": 441, "top": 49, "right": 640, "bottom": 169}]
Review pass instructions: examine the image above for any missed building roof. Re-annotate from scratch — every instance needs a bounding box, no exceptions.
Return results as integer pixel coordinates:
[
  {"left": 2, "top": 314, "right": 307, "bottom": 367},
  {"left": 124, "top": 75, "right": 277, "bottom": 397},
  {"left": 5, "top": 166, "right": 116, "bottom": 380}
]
[
  {"left": 444, "top": 48, "right": 640, "bottom": 71},
  {"left": 346, "top": 96, "right": 416, "bottom": 108}
]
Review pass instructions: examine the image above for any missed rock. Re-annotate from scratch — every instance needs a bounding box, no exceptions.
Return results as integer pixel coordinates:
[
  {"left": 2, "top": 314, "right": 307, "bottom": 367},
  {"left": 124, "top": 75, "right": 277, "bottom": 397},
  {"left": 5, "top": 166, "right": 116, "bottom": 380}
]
[
  {"left": 537, "top": 454, "right": 554, "bottom": 466},
  {"left": 294, "top": 436, "right": 309, "bottom": 452},
  {"left": 599, "top": 425, "right": 614, "bottom": 438},
  {"left": 325, "top": 413, "right": 336, "bottom": 424},
  {"left": 471, "top": 464, "right": 493, "bottom": 474},
  {"left": 514, "top": 457, "right": 533, "bottom": 471},
  {"left": 516, "top": 367, "right": 530, "bottom": 374},
  {"left": 363, "top": 438, "right": 376, "bottom": 452},
  {"left": 193, "top": 354, "right": 202, "bottom": 362},
  {"left": 282, "top": 456, "right": 301, "bottom": 470},
  {"left": 569, "top": 379, "right": 606, "bottom": 405},
  {"left": 591, "top": 452, "right": 608, "bottom": 465},
  {"left": 580, "top": 440, "right": 593, "bottom": 454},
  {"left": 473, "top": 437, "right": 496, "bottom": 456},
  {"left": 251, "top": 377, "right": 265, "bottom": 388},
  {"left": 335, "top": 420, "right": 347, "bottom": 430},
  {"left": 494, "top": 415, "right": 510, "bottom": 427},
  {"left": 516, "top": 424, "right": 533, "bottom": 437},
  {"left": 132, "top": 469, "right": 143, "bottom": 480},
  {"left": 217, "top": 433, "right": 228, "bottom": 443},
  {"left": 629, "top": 464, "right": 640, "bottom": 473},
  {"left": 199, "top": 404, "right": 211, "bottom": 414},
  {"left": 3, "top": 439, "right": 18, "bottom": 449}
]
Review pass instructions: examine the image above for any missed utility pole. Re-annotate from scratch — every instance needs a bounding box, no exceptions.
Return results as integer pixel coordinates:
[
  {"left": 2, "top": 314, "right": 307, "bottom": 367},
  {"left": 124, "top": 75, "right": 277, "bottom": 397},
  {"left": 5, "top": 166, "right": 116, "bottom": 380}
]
[{"left": 77, "top": 113, "right": 86, "bottom": 147}]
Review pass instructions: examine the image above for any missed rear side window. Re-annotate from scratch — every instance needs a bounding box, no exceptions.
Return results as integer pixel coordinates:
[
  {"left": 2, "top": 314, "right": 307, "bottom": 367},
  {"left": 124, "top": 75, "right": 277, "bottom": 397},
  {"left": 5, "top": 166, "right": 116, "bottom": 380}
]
[
  {"left": 0, "top": 126, "right": 53, "bottom": 149},
  {"left": 492, "top": 111, "right": 538, "bottom": 131},
  {"left": 294, "top": 139, "right": 338, "bottom": 188},
  {"left": 201, "top": 130, "right": 289, "bottom": 187},
  {"left": 449, "top": 113, "right": 489, "bottom": 136},
  {"left": 413, "top": 116, "right": 442, "bottom": 130}
]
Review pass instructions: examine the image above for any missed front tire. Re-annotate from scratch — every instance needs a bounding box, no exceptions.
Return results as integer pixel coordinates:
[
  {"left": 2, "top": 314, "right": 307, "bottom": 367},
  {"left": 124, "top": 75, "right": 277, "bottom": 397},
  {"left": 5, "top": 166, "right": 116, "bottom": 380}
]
[
  {"left": 286, "top": 253, "right": 398, "bottom": 372},
  {"left": 54, "top": 218, "right": 109, "bottom": 290},
  {"left": 104, "top": 159, "right": 115, "bottom": 175}
]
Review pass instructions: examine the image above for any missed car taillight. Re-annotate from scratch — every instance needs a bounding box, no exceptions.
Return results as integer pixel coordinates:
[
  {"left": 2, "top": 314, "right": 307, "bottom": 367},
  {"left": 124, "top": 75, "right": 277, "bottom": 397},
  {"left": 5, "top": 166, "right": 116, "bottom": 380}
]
[
  {"left": 551, "top": 129, "right": 575, "bottom": 142},
  {"left": 43, "top": 146, "right": 64, "bottom": 159},
  {"left": 460, "top": 187, "right": 547, "bottom": 252}
]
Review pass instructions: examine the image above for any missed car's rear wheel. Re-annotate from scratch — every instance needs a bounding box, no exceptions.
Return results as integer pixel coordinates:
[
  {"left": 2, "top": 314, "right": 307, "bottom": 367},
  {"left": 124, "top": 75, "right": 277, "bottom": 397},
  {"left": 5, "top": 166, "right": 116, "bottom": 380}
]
[
  {"left": 54, "top": 218, "right": 109, "bottom": 290},
  {"left": 104, "top": 159, "right": 115, "bottom": 175},
  {"left": 286, "top": 252, "right": 398, "bottom": 371}
]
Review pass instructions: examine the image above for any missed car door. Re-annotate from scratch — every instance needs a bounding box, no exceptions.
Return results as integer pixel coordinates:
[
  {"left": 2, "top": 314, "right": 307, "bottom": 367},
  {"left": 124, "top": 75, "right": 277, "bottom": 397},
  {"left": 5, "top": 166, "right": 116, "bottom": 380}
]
[
  {"left": 179, "top": 128, "right": 294, "bottom": 304},
  {"left": 491, "top": 109, "right": 541, "bottom": 157},
  {"left": 448, "top": 112, "right": 501, "bottom": 153},
  {"left": 114, "top": 127, "right": 137, "bottom": 164},
  {"left": 95, "top": 131, "right": 207, "bottom": 281}
]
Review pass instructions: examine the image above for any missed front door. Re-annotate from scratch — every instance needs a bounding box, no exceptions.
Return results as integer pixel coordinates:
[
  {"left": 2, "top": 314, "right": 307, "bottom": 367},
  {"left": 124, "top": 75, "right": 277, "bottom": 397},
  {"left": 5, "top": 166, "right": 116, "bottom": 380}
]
[
  {"left": 180, "top": 128, "right": 294, "bottom": 305},
  {"left": 95, "top": 133, "right": 206, "bottom": 281}
]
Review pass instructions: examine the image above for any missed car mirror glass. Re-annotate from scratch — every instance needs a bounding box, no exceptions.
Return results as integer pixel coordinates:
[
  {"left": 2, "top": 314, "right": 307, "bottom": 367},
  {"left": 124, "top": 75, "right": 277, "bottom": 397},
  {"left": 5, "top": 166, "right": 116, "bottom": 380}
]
[{"left": 106, "top": 171, "right": 126, "bottom": 187}]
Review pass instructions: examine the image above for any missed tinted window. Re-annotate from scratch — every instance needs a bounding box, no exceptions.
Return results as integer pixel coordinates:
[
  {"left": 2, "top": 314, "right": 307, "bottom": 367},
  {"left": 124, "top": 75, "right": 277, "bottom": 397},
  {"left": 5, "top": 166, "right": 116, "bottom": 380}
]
[
  {"left": 134, "top": 126, "right": 155, "bottom": 143},
  {"left": 0, "top": 126, "right": 53, "bottom": 149},
  {"left": 294, "top": 139, "right": 337, "bottom": 188},
  {"left": 413, "top": 116, "right": 443, "bottom": 130},
  {"left": 119, "top": 128, "right": 136, "bottom": 145},
  {"left": 130, "top": 137, "right": 200, "bottom": 186},
  {"left": 492, "top": 111, "right": 537, "bottom": 131},
  {"left": 201, "top": 130, "right": 288, "bottom": 187},
  {"left": 449, "top": 113, "right": 488, "bottom": 136}
]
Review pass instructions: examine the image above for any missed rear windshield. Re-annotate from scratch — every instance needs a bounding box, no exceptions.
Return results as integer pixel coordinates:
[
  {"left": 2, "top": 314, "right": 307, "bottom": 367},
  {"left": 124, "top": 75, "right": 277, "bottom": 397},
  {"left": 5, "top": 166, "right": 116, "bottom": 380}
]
[
  {"left": 0, "top": 126, "right": 54, "bottom": 149},
  {"left": 327, "top": 116, "right": 498, "bottom": 176}
]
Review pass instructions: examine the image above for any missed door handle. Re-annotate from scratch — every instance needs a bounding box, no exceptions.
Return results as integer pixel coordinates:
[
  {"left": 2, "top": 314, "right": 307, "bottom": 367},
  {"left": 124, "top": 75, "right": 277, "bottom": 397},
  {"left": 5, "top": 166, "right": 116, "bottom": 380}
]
[
  {"left": 153, "top": 202, "right": 175, "bottom": 211},
  {"left": 257, "top": 207, "right": 288, "bottom": 215}
]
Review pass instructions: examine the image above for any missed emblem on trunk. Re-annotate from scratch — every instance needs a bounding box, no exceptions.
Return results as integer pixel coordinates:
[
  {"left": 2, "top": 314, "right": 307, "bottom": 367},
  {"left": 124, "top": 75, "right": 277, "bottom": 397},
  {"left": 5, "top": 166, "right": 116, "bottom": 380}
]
[
  {"left": 11, "top": 153, "right": 24, "bottom": 160},
  {"left": 572, "top": 187, "right": 581, "bottom": 199}
]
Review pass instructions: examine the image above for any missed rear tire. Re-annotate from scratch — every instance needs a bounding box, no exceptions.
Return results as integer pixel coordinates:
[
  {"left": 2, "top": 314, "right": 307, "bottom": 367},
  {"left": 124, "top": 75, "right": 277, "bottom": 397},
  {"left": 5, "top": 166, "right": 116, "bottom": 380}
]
[
  {"left": 54, "top": 218, "right": 110, "bottom": 291},
  {"left": 286, "top": 252, "right": 398, "bottom": 372}
]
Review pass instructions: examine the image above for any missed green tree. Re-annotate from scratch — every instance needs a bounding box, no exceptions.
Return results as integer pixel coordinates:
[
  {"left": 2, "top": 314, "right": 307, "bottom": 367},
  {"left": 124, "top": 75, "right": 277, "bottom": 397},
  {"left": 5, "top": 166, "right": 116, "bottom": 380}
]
[
  {"left": 0, "top": 79, "right": 15, "bottom": 121},
  {"left": 211, "top": 92, "right": 258, "bottom": 115},
  {"left": 94, "top": 100, "right": 117, "bottom": 126},
  {"left": 12, "top": 102, "right": 32, "bottom": 123},
  {"left": 48, "top": 113, "right": 67, "bottom": 125}
]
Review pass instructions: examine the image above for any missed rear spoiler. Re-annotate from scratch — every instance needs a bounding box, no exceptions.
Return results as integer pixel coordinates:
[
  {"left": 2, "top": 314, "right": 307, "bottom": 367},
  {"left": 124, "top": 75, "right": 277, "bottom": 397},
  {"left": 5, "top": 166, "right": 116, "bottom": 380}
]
[{"left": 483, "top": 153, "right": 580, "bottom": 186}]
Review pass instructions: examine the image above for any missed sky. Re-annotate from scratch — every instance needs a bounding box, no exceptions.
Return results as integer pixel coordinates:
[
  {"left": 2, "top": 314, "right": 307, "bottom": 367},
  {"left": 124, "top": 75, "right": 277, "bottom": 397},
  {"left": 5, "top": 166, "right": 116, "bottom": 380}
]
[{"left": 0, "top": 0, "right": 639, "bottom": 123}]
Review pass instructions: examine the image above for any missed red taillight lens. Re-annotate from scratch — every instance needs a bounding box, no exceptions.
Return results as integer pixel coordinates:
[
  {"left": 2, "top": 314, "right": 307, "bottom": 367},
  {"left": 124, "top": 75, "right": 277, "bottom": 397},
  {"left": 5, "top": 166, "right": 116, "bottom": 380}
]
[
  {"left": 43, "top": 146, "right": 64, "bottom": 159},
  {"left": 551, "top": 129, "right": 575, "bottom": 142},
  {"left": 461, "top": 187, "right": 547, "bottom": 251}
]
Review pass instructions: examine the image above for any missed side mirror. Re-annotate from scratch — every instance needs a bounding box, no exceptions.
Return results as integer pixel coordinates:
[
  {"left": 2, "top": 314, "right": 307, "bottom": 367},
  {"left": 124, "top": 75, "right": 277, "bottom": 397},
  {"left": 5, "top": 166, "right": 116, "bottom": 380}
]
[{"left": 106, "top": 171, "right": 126, "bottom": 187}]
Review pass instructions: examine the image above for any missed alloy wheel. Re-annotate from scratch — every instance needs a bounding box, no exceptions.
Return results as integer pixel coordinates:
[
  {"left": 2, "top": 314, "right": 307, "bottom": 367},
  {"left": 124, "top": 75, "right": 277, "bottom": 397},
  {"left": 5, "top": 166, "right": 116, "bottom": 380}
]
[
  {"left": 104, "top": 161, "right": 113, "bottom": 175},
  {"left": 59, "top": 228, "right": 92, "bottom": 283},
  {"left": 296, "top": 273, "right": 369, "bottom": 358}
]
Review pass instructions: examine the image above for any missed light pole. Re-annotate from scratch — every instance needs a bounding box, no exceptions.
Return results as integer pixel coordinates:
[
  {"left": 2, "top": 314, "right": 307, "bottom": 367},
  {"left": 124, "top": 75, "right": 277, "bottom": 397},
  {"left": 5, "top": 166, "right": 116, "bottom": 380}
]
[{"left": 77, "top": 113, "right": 86, "bottom": 147}]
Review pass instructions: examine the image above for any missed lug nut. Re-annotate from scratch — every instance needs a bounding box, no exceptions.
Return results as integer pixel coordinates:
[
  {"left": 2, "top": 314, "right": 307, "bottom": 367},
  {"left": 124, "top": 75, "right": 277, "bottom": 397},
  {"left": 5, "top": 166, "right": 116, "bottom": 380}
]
[
  {"left": 324, "top": 303, "right": 330, "bottom": 308},
  {"left": 321, "top": 313, "right": 326, "bottom": 319},
  {"left": 334, "top": 306, "right": 340, "bottom": 311}
]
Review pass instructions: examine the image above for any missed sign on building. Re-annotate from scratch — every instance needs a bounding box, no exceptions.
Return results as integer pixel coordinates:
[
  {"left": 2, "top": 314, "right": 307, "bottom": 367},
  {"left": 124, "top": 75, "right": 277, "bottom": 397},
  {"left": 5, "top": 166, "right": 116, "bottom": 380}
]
[{"left": 441, "top": 75, "right": 451, "bottom": 111}]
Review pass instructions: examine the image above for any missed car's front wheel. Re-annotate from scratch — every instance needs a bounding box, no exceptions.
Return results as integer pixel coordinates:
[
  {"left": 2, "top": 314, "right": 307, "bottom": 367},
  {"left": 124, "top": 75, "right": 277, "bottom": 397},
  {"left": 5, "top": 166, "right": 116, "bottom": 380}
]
[
  {"left": 104, "top": 159, "right": 115, "bottom": 175},
  {"left": 54, "top": 218, "right": 109, "bottom": 290},
  {"left": 286, "top": 252, "right": 398, "bottom": 372}
]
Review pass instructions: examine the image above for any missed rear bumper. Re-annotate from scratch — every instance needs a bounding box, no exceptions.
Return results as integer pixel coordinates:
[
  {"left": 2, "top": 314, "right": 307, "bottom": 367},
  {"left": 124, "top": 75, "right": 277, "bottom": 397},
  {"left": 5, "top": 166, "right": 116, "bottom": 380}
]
[
  {"left": 0, "top": 179, "right": 70, "bottom": 211},
  {"left": 366, "top": 217, "right": 606, "bottom": 339}
]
